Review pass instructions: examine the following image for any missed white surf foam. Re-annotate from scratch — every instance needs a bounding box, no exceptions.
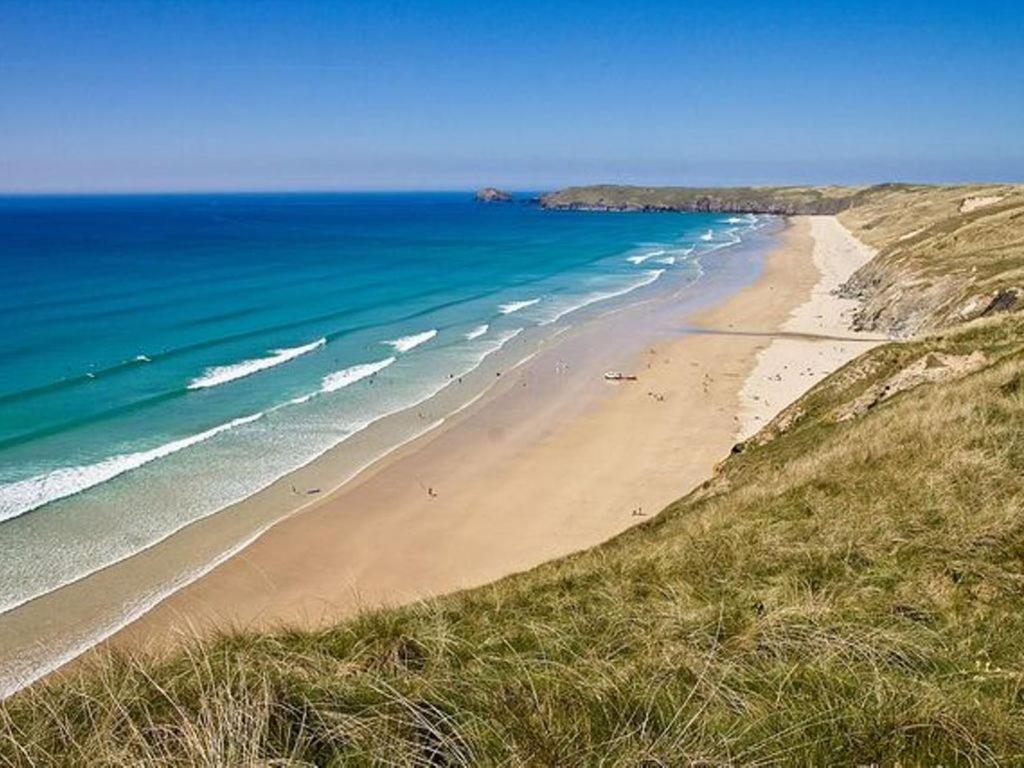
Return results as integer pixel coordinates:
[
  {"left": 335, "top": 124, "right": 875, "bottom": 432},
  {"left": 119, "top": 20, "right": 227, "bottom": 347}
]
[
  {"left": 0, "top": 409, "right": 453, "bottom": 701},
  {"left": 321, "top": 356, "right": 396, "bottom": 393},
  {"left": 542, "top": 269, "right": 665, "bottom": 325},
  {"left": 696, "top": 230, "right": 744, "bottom": 257},
  {"left": 0, "top": 320, "right": 535, "bottom": 695},
  {"left": 188, "top": 338, "right": 325, "bottom": 390},
  {"left": 0, "top": 413, "right": 265, "bottom": 524},
  {"left": 383, "top": 329, "right": 437, "bottom": 353},
  {"left": 498, "top": 298, "right": 540, "bottom": 314},
  {"left": 700, "top": 229, "right": 714, "bottom": 241},
  {"left": 465, "top": 324, "right": 489, "bottom": 340},
  {"left": 491, "top": 326, "right": 523, "bottom": 347},
  {"left": 627, "top": 248, "right": 666, "bottom": 265},
  {"left": 654, "top": 256, "right": 676, "bottom": 265},
  {"left": 721, "top": 214, "right": 758, "bottom": 226}
]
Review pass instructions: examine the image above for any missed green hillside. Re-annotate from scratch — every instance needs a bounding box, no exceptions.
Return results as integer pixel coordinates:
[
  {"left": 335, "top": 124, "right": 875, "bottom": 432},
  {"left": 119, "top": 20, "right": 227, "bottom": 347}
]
[{"left": 838, "top": 184, "right": 1024, "bottom": 335}]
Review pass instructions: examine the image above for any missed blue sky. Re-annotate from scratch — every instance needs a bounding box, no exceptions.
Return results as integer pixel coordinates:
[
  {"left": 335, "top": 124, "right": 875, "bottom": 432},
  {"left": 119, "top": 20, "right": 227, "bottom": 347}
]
[{"left": 2, "top": 0, "right": 1022, "bottom": 192}]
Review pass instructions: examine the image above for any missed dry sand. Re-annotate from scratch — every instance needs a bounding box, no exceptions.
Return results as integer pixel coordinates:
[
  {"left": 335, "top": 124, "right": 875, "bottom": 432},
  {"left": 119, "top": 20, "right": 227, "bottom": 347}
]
[
  {"left": 738, "top": 216, "right": 885, "bottom": 438},
  {"left": 118, "top": 216, "right": 880, "bottom": 649},
  {"left": 960, "top": 195, "right": 1004, "bottom": 214}
]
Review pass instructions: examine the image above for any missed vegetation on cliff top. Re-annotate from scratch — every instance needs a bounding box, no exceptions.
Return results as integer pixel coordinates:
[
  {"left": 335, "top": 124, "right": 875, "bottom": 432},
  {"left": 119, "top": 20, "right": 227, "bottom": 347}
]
[
  {"left": 539, "top": 183, "right": 862, "bottom": 215},
  {"left": 838, "top": 184, "right": 1024, "bottom": 336},
  {"left": 4, "top": 185, "right": 1024, "bottom": 765}
]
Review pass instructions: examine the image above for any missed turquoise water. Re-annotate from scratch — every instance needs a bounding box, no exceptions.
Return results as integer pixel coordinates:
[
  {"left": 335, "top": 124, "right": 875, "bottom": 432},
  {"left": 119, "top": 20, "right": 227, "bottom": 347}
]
[{"left": 0, "top": 193, "right": 759, "bottom": 617}]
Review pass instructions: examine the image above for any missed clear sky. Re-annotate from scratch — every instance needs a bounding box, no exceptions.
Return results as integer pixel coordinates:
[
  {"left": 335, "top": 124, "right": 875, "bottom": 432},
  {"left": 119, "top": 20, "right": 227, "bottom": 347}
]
[{"left": 2, "top": 0, "right": 1022, "bottom": 192}]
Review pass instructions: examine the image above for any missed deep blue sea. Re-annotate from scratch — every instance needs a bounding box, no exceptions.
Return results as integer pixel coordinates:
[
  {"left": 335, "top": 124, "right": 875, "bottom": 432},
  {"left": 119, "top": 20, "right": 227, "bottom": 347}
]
[{"left": 0, "top": 193, "right": 758, "bottom": 619}]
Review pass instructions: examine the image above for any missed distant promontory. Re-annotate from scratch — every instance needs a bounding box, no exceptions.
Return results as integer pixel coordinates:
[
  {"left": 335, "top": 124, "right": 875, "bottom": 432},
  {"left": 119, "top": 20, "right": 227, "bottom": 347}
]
[{"left": 538, "top": 184, "right": 878, "bottom": 215}]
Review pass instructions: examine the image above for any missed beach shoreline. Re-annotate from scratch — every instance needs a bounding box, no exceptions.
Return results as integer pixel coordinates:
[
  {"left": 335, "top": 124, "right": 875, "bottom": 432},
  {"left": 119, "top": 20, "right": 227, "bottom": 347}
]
[
  {"left": 0, "top": 214, "right": 881, "bottom": 697},
  {"left": 108, "top": 215, "right": 876, "bottom": 651},
  {"left": 1, "top": 211, "right": 777, "bottom": 696}
]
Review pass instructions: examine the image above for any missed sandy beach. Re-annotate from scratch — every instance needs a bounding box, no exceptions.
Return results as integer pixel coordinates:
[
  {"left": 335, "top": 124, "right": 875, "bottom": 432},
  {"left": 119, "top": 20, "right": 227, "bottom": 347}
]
[
  {"left": 7, "top": 209, "right": 784, "bottom": 695},
  {"left": 738, "top": 216, "right": 884, "bottom": 437},
  {"left": 107, "top": 215, "right": 878, "bottom": 648}
]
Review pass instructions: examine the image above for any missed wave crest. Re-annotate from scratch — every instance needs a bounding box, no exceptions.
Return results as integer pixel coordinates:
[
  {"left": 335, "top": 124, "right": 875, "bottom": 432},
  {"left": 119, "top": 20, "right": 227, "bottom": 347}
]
[
  {"left": 0, "top": 413, "right": 265, "bottom": 524},
  {"left": 498, "top": 298, "right": 540, "bottom": 315},
  {"left": 383, "top": 329, "right": 437, "bottom": 353},
  {"left": 542, "top": 269, "right": 665, "bottom": 325},
  {"left": 321, "top": 357, "right": 396, "bottom": 393},
  {"left": 188, "top": 338, "right": 325, "bottom": 390},
  {"left": 465, "top": 324, "right": 489, "bottom": 340}
]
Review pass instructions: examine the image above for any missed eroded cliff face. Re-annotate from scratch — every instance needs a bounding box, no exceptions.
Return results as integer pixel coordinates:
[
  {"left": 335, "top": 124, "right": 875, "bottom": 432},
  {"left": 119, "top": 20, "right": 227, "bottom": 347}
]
[{"left": 837, "top": 184, "right": 1024, "bottom": 336}]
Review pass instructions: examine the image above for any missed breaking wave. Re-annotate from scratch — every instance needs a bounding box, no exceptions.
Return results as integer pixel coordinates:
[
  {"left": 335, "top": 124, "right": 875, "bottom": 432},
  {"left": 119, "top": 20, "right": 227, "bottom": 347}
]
[
  {"left": 321, "top": 357, "right": 396, "bottom": 393},
  {"left": 498, "top": 298, "right": 540, "bottom": 314},
  {"left": 383, "top": 329, "right": 437, "bottom": 353},
  {"left": 626, "top": 249, "right": 665, "bottom": 265},
  {"left": 188, "top": 338, "right": 325, "bottom": 390},
  {"left": 0, "top": 413, "right": 265, "bottom": 524},
  {"left": 542, "top": 269, "right": 665, "bottom": 325}
]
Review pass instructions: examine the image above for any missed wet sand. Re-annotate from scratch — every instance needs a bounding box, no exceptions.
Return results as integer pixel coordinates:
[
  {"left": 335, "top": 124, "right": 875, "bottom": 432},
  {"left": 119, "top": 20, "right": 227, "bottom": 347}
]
[{"left": 113, "top": 215, "right": 873, "bottom": 647}]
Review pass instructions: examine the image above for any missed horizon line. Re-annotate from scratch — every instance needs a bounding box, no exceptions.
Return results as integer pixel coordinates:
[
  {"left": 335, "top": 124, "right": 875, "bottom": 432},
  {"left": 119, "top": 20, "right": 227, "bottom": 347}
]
[{"left": 1, "top": 179, "right": 1022, "bottom": 198}]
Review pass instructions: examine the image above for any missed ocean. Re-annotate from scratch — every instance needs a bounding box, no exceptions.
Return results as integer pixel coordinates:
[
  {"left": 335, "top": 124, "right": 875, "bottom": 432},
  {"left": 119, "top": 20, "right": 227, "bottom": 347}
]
[{"left": 0, "top": 192, "right": 762, "bottom": 689}]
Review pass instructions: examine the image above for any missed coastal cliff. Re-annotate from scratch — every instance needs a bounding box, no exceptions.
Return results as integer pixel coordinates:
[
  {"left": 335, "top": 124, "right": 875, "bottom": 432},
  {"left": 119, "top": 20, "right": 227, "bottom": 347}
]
[
  {"left": 836, "top": 183, "right": 1024, "bottom": 335},
  {"left": 542, "top": 183, "right": 1024, "bottom": 337},
  {"left": 539, "top": 183, "right": 864, "bottom": 215}
]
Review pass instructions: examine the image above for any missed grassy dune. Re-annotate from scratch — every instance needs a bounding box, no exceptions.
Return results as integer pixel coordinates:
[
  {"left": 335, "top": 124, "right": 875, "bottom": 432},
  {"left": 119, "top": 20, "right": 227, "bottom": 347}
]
[
  {"left": 839, "top": 184, "right": 1024, "bottom": 335},
  {"left": 4, "top": 187, "right": 1024, "bottom": 765}
]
